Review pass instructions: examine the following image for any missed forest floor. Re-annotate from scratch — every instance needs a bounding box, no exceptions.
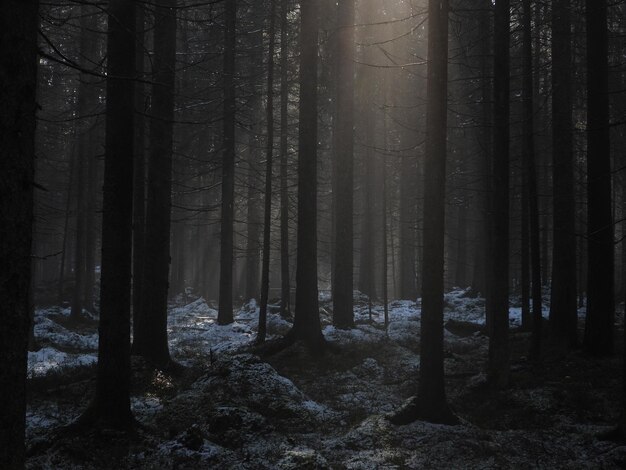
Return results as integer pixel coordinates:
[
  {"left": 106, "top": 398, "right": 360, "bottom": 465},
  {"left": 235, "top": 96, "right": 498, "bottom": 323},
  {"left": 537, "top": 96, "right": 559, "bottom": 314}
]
[{"left": 25, "top": 289, "right": 626, "bottom": 469}]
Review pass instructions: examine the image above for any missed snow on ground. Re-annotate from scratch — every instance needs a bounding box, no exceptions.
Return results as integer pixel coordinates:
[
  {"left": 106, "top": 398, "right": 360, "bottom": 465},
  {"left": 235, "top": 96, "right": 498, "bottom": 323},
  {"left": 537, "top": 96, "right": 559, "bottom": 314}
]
[
  {"left": 25, "top": 287, "right": 563, "bottom": 376},
  {"left": 26, "top": 289, "right": 626, "bottom": 469}
]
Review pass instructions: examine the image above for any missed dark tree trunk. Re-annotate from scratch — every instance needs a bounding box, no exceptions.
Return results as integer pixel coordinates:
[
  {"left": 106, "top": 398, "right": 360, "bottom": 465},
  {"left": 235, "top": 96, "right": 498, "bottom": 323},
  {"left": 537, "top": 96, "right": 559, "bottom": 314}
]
[
  {"left": 134, "top": 0, "right": 177, "bottom": 366},
  {"left": 471, "top": 0, "right": 492, "bottom": 298},
  {"left": 359, "top": 121, "right": 376, "bottom": 300},
  {"left": 332, "top": 0, "right": 355, "bottom": 329},
  {"left": 398, "top": 150, "right": 417, "bottom": 300},
  {"left": 218, "top": 0, "right": 236, "bottom": 325},
  {"left": 584, "top": 0, "right": 614, "bottom": 356},
  {"left": 79, "top": 0, "right": 136, "bottom": 429},
  {"left": 279, "top": 0, "right": 291, "bottom": 318},
  {"left": 391, "top": 0, "right": 457, "bottom": 426},
  {"left": 550, "top": 0, "right": 578, "bottom": 349},
  {"left": 132, "top": 3, "right": 146, "bottom": 351},
  {"left": 0, "top": 1, "right": 38, "bottom": 466},
  {"left": 289, "top": 0, "right": 324, "bottom": 350},
  {"left": 487, "top": 0, "right": 510, "bottom": 388},
  {"left": 522, "top": 0, "right": 542, "bottom": 359},
  {"left": 415, "top": 0, "right": 456, "bottom": 424},
  {"left": 258, "top": 0, "right": 277, "bottom": 343},
  {"left": 71, "top": 7, "right": 94, "bottom": 320}
]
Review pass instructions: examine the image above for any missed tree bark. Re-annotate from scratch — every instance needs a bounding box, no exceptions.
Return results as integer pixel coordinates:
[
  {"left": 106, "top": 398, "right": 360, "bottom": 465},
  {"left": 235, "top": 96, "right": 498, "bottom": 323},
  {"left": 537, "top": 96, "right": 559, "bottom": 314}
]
[
  {"left": 218, "top": 0, "right": 237, "bottom": 325},
  {"left": 390, "top": 0, "right": 457, "bottom": 426},
  {"left": 132, "top": 2, "right": 147, "bottom": 353},
  {"left": 0, "top": 1, "right": 38, "bottom": 466},
  {"left": 279, "top": 0, "right": 291, "bottom": 318},
  {"left": 550, "top": 0, "right": 578, "bottom": 349},
  {"left": 584, "top": 0, "right": 613, "bottom": 356},
  {"left": 80, "top": 0, "right": 136, "bottom": 429},
  {"left": 487, "top": 0, "right": 510, "bottom": 388},
  {"left": 289, "top": 0, "right": 325, "bottom": 350},
  {"left": 258, "top": 0, "right": 277, "bottom": 343},
  {"left": 135, "top": 0, "right": 177, "bottom": 366},
  {"left": 332, "top": 0, "right": 356, "bottom": 329}
]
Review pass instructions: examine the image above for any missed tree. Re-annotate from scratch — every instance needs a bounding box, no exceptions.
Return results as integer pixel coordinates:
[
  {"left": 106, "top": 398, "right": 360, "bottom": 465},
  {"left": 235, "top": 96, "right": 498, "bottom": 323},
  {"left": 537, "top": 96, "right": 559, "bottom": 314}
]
[
  {"left": 332, "top": 0, "right": 356, "bottom": 329},
  {"left": 487, "top": 0, "right": 510, "bottom": 388},
  {"left": 218, "top": 0, "right": 237, "bottom": 325},
  {"left": 77, "top": 0, "right": 136, "bottom": 429},
  {"left": 134, "top": 0, "right": 177, "bottom": 367},
  {"left": 279, "top": 0, "right": 291, "bottom": 319},
  {"left": 521, "top": 0, "right": 542, "bottom": 359},
  {"left": 583, "top": 0, "right": 613, "bottom": 356},
  {"left": 390, "top": 0, "right": 457, "bottom": 425},
  {"left": 550, "top": 0, "right": 577, "bottom": 350},
  {"left": 258, "top": 0, "right": 277, "bottom": 342},
  {"left": 71, "top": 3, "right": 100, "bottom": 320},
  {"left": 0, "top": 1, "right": 38, "bottom": 466},
  {"left": 288, "top": 0, "right": 325, "bottom": 349},
  {"left": 132, "top": 2, "right": 147, "bottom": 349}
]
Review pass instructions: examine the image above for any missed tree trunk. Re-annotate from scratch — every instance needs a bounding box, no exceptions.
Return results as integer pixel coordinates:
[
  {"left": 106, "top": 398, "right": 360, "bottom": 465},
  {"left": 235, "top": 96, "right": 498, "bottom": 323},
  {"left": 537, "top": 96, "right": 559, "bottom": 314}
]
[
  {"left": 332, "top": 0, "right": 355, "bottom": 329},
  {"left": 487, "top": 0, "right": 510, "bottom": 388},
  {"left": 522, "top": 0, "right": 542, "bottom": 359},
  {"left": 80, "top": 0, "right": 136, "bottom": 429},
  {"left": 132, "top": 2, "right": 147, "bottom": 352},
  {"left": 258, "top": 0, "right": 277, "bottom": 343},
  {"left": 550, "top": 0, "right": 578, "bottom": 349},
  {"left": 279, "top": 0, "right": 291, "bottom": 318},
  {"left": 0, "top": 1, "right": 38, "bottom": 466},
  {"left": 391, "top": 0, "right": 457, "bottom": 426},
  {"left": 218, "top": 0, "right": 237, "bottom": 325},
  {"left": 289, "top": 0, "right": 324, "bottom": 350},
  {"left": 135, "top": 0, "right": 177, "bottom": 366},
  {"left": 584, "top": 0, "right": 614, "bottom": 356}
]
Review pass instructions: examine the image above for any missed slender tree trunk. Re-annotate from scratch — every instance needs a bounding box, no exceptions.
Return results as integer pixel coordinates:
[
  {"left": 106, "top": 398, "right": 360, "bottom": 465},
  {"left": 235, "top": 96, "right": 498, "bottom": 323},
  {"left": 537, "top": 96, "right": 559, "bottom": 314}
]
[
  {"left": 382, "top": 146, "right": 389, "bottom": 329},
  {"left": 258, "top": 0, "right": 277, "bottom": 343},
  {"left": 487, "top": 0, "right": 510, "bottom": 388},
  {"left": 218, "top": 0, "right": 236, "bottom": 325},
  {"left": 135, "top": 0, "right": 177, "bottom": 366},
  {"left": 359, "top": 122, "right": 376, "bottom": 300},
  {"left": 79, "top": 0, "right": 136, "bottom": 429},
  {"left": 398, "top": 129, "right": 418, "bottom": 299},
  {"left": 391, "top": 0, "right": 456, "bottom": 426},
  {"left": 289, "top": 0, "right": 324, "bottom": 350},
  {"left": 0, "top": 1, "right": 38, "bottom": 466},
  {"left": 58, "top": 144, "right": 77, "bottom": 305},
  {"left": 332, "top": 0, "right": 356, "bottom": 329},
  {"left": 522, "top": 0, "right": 542, "bottom": 359},
  {"left": 550, "top": 0, "right": 578, "bottom": 349},
  {"left": 279, "top": 0, "right": 291, "bottom": 318},
  {"left": 132, "top": 3, "right": 146, "bottom": 352},
  {"left": 584, "top": 0, "right": 613, "bottom": 356}
]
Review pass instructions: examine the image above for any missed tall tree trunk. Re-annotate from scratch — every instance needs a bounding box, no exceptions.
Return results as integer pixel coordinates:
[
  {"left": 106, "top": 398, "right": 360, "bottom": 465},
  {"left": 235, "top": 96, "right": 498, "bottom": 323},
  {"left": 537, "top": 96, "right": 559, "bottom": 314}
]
[
  {"left": 218, "top": 0, "right": 236, "bottom": 325},
  {"left": 279, "top": 0, "right": 291, "bottom": 318},
  {"left": 0, "top": 1, "right": 38, "bottom": 466},
  {"left": 584, "top": 0, "right": 613, "bottom": 356},
  {"left": 332, "top": 0, "right": 356, "bottom": 329},
  {"left": 522, "top": 0, "right": 542, "bottom": 359},
  {"left": 359, "top": 118, "right": 376, "bottom": 300},
  {"left": 398, "top": 149, "right": 417, "bottom": 299},
  {"left": 289, "top": 0, "right": 324, "bottom": 349},
  {"left": 79, "top": 0, "right": 136, "bottom": 429},
  {"left": 135, "top": 0, "right": 177, "bottom": 366},
  {"left": 550, "top": 0, "right": 578, "bottom": 349},
  {"left": 258, "top": 0, "right": 277, "bottom": 343},
  {"left": 391, "top": 0, "right": 456, "bottom": 426},
  {"left": 132, "top": 3, "right": 147, "bottom": 352},
  {"left": 487, "top": 0, "right": 510, "bottom": 388}
]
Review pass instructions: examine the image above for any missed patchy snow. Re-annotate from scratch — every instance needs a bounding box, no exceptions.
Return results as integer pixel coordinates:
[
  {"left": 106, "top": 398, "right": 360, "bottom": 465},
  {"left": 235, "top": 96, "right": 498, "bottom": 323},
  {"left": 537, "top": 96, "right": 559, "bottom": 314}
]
[
  {"left": 26, "top": 289, "right": 623, "bottom": 469},
  {"left": 27, "top": 347, "right": 96, "bottom": 378}
]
